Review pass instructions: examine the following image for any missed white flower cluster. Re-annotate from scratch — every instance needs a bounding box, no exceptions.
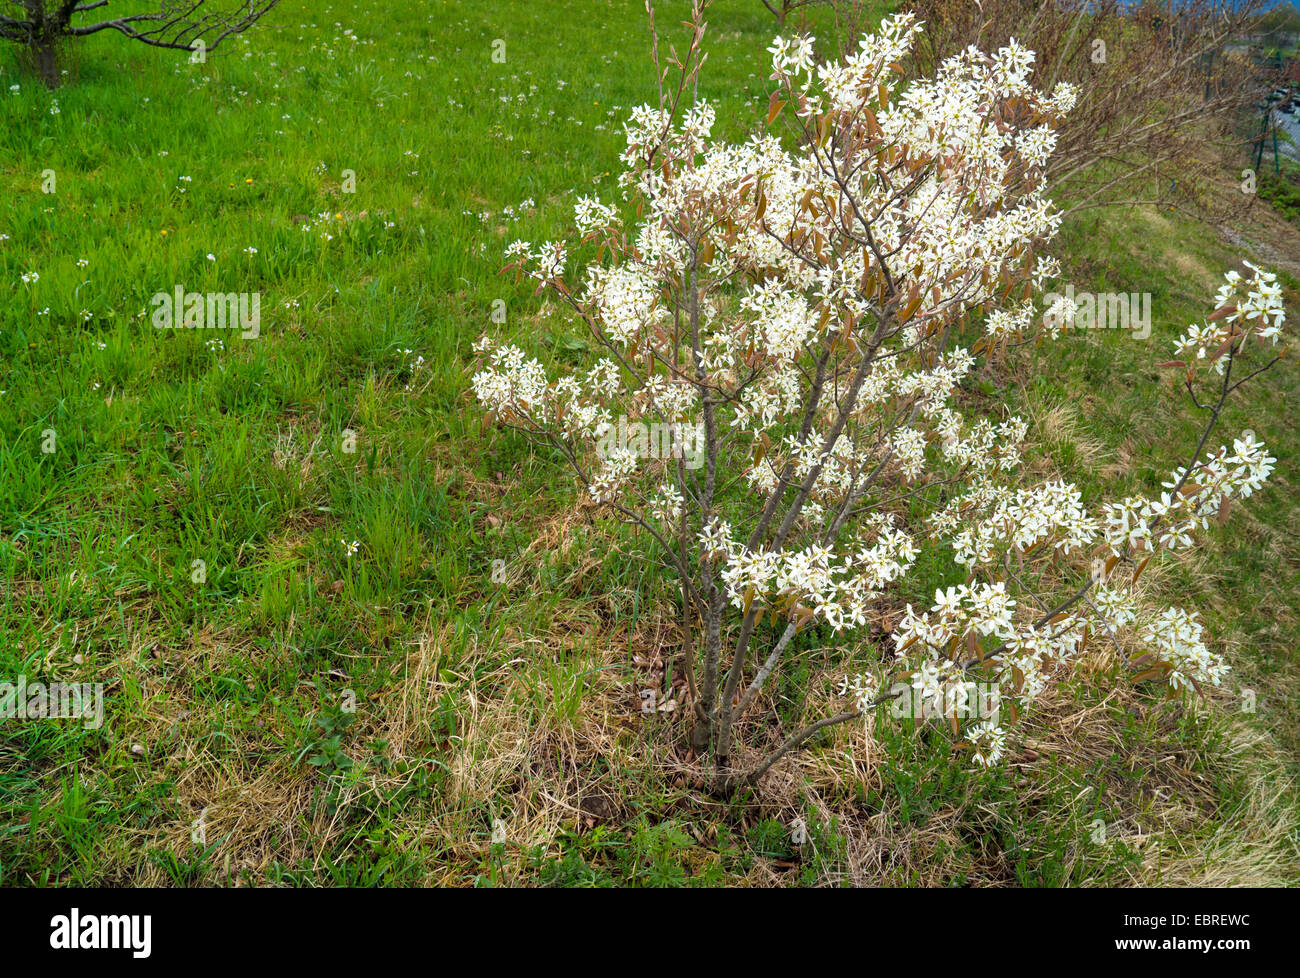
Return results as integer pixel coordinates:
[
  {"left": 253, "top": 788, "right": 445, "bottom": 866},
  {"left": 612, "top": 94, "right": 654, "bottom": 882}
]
[
  {"left": 1142, "top": 608, "right": 1227, "bottom": 691},
  {"left": 1100, "top": 434, "right": 1276, "bottom": 556},
  {"left": 895, "top": 582, "right": 1020, "bottom": 652},
  {"left": 472, "top": 343, "right": 617, "bottom": 450},
  {"left": 652, "top": 482, "right": 685, "bottom": 523},
  {"left": 941, "top": 480, "right": 1098, "bottom": 569},
  {"left": 1174, "top": 264, "right": 1285, "bottom": 371},
  {"left": 472, "top": 344, "right": 552, "bottom": 419},
  {"left": 583, "top": 263, "right": 667, "bottom": 348},
  {"left": 574, "top": 195, "right": 619, "bottom": 237},
  {"left": 967, "top": 719, "right": 1008, "bottom": 767},
  {"left": 721, "top": 524, "right": 917, "bottom": 631},
  {"left": 505, "top": 239, "right": 568, "bottom": 281},
  {"left": 892, "top": 590, "right": 1085, "bottom": 724},
  {"left": 836, "top": 672, "right": 879, "bottom": 713}
]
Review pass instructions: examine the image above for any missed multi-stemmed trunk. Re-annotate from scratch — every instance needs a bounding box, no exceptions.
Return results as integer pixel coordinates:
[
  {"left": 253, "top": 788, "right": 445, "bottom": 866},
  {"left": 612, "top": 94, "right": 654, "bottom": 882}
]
[{"left": 679, "top": 262, "right": 899, "bottom": 796}]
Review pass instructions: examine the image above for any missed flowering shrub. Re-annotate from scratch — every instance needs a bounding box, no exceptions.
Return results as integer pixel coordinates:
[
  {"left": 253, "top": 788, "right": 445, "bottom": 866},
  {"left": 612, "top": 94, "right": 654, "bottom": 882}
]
[{"left": 472, "top": 8, "right": 1283, "bottom": 793}]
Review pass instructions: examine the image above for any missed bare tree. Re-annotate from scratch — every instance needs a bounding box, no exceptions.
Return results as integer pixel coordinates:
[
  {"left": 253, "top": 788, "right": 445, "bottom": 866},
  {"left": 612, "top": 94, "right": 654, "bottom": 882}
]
[
  {"left": 901, "top": 0, "right": 1274, "bottom": 219},
  {"left": 0, "top": 1, "right": 280, "bottom": 88}
]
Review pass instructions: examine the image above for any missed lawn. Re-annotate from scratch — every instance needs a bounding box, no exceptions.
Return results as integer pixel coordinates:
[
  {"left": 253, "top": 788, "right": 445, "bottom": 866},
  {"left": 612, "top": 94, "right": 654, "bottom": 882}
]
[{"left": 0, "top": 0, "right": 1296, "bottom": 886}]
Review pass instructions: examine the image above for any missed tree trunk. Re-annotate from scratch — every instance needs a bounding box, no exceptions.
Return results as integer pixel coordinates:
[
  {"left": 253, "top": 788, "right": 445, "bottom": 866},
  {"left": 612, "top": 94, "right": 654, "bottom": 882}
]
[
  {"left": 690, "top": 717, "right": 710, "bottom": 753},
  {"left": 36, "top": 39, "right": 59, "bottom": 89},
  {"left": 709, "top": 769, "right": 740, "bottom": 798}
]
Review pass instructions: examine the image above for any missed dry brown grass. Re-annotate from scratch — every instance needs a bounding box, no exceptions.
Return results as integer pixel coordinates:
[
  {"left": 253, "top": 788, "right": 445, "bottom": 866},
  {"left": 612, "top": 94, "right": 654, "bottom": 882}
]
[
  {"left": 1023, "top": 392, "right": 1116, "bottom": 476},
  {"left": 359, "top": 552, "right": 1298, "bottom": 886}
]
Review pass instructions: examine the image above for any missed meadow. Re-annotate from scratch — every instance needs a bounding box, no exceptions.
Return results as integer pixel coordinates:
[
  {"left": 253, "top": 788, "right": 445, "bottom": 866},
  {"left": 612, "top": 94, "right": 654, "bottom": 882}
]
[{"left": 0, "top": 0, "right": 1297, "bottom": 886}]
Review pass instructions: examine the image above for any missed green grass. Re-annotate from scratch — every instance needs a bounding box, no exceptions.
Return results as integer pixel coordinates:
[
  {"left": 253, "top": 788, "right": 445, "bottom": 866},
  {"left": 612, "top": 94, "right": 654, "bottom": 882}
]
[{"left": 0, "top": 0, "right": 1296, "bottom": 887}]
